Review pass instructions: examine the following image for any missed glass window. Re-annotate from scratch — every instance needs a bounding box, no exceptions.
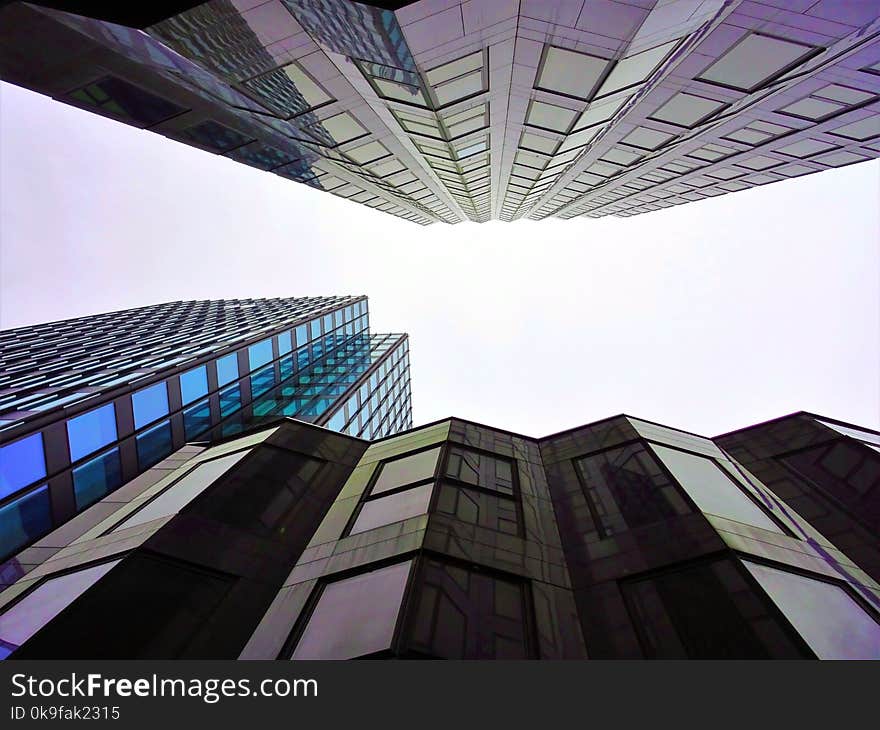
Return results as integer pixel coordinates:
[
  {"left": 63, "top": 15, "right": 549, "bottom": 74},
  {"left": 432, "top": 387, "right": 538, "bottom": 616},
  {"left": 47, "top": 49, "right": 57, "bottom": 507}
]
[
  {"left": 135, "top": 420, "right": 173, "bottom": 470},
  {"left": 350, "top": 483, "right": 433, "bottom": 535},
  {"left": 250, "top": 365, "right": 276, "bottom": 398},
  {"left": 650, "top": 92, "right": 725, "bottom": 127},
  {"left": 828, "top": 115, "right": 880, "bottom": 141},
  {"left": 216, "top": 353, "right": 239, "bottom": 387},
  {"left": 433, "top": 71, "right": 483, "bottom": 106},
  {"left": 72, "top": 448, "right": 122, "bottom": 510},
  {"left": 576, "top": 444, "right": 690, "bottom": 536},
  {"left": 114, "top": 450, "right": 250, "bottom": 531},
  {"left": 310, "top": 319, "right": 322, "bottom": 341},
  {"left": 374, "top": 78, "right": 428, "bottom": 105},
  {"left": 68, "top": 76, "right": 184, "bottom": 126},
  {"left": 295, "top": 324, "right": 308, "bottom": 346},
  {"left": 132, "top": 382, "right": 169, "bottom": 430},
  {"left": 179, "top": 120, "right": 250, "bottom": 153},
  {"left": 596, "top": 41, "right": 677, "bottom": 97},
  {"left": 183, "top": 400, "right": 211, "bottom": 441},
  {"left": 282, "top": 62, "right": 332, "bottom": 108},
  {"left": 219, "top": 385, "right": 241, "bottom": 418},
  {"left": 426, "top": 51, "right": 482, "bottom": 86},
  {"left": 179, "top": 365, "right": 208, "bottom": 406},
  {"left": 526, "top": 100, "right": 578, "bottom": 132},
  {"left": 67, "top": 403, "right": 117, "bottom": 462},
  {"left": 779, "top": 97, "right": 843, "bottom": 120},
  {"left": 0, "top": 486, "right": 51, "bottom": 561},
  {"left": 743, "top": 561, "right": 880, "bottom": 659},
  {"left": 278, "top": 331, "right": 292, "bottom": 355},
  {"left": 248, "top": 339, "right": 273, "bottom": 371},
  {"left": 621, "top": 558, "right": 809, "bottom": 658},
  {"left": 620, "top": 126, "right": 676, "bottom": 150},
  {"left": 0, "top": 559, "right": 121, "bottom": 658},
  {"left": 650, "top": 444, "right": 782, "bottom": 532},
  {"left": 407, "top": 559, "right": 530, "bottom": 659},
  {"left": 698, "top": 33, "right": 815, "bottom": 92},
  {"left": 292, "top": 560, "right": 413, "bottom": 659},
  {"left": 327, "top": 409, "right": 346, "bottom": 432},
  {"left": 319, "top": 112, "right": 367, "bottom": 144},
  {"left": 435, "top": 482, "right": 518, "bottom": 535},
  {"left": 445, "top": 446, "right": 514, "bottom": 495},
  {"left": 536, "top": 46, "right": 608, "bottom": 99},
  {"left": 372, "top": 447, "right": 441, "bottom": 495},
  {"left": 0, "top": 432, "right": 46, "bottom": 499}
]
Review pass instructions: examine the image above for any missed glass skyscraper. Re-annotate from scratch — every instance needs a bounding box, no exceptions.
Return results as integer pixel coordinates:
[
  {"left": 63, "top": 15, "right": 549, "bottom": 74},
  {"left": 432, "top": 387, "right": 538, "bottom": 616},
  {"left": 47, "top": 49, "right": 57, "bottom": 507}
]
[
  {"left": 0, "top": 296, "right": 411, "bottom": 567},
  {"left": 0, "top": 0, "right": 877, "bottom": 224},
  {"left": 1, "top": 410, "right": 877, "bottom": 659}
]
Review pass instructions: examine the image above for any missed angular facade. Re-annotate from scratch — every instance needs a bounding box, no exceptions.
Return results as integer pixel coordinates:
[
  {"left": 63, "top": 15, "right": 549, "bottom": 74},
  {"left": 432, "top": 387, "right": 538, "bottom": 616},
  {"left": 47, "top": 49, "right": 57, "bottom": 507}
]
[
  {"left": 2, "top": 411, "right": 877, "bottom": 659},
  {"left": 0, "top": 297, "right": 412, "bottom": 568},
  {"left": 1, "top": 1, "right": 878, "bottom": 225}
]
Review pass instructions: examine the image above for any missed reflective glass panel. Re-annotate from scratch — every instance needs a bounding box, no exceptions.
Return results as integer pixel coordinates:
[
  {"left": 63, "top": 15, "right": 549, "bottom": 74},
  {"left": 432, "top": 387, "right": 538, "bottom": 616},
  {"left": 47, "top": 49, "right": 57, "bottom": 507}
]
[
  {"left": 216, "top": 353, "right": 239, "bottom": 387},
  {"left": 248, "top": 339, "right": 273, "bottom": 371},
  {"left": 132, "top": 382, "right": 169, "bottom": 430},
  {"left": 372, "top": 447, "right": 441, "bottom": 495},
  {"left": 293, "top": 560, "right": 413, "bottom": 659},
  {"left": 0, "top": 486, "right": 51, "bottom": 561},
  {"left": 0, "top": 433, "right": 46, "bottom": 499},
  {"left": 72, "top": 448, "right": 122, "bottom": 510},
  {"left": 179, "top": 366, "right": 208, "bottom": 406},
  {"left": 350, "top": 483, "right": 433, "bottom": 535},
  {"left": 651, "top": 444, "right": 782, "bottom": 532},
  {"left": 67, "top": 403, "right": 117, "bottom": 462},
  {"left": 135, "top": 420, "right": 173, "bottom": 470},
  {"left": 445, "top": 446, "right": 514, "bottom": 495},
  {"left": 183, "top": 400, "right": 212, "bottom": 441}
]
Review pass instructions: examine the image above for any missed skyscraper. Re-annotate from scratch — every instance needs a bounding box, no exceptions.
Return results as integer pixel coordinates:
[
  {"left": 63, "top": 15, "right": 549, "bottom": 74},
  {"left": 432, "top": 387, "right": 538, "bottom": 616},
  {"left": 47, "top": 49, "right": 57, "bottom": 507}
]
[
  {"left": 0, "top": 296, "right": 412, "bottom": 567},
  {"left": 1, "top": 0, "right": 877, "bottom": 225},
  {"left": 1, "top": 411, "right": 877, "bottom": 659}
]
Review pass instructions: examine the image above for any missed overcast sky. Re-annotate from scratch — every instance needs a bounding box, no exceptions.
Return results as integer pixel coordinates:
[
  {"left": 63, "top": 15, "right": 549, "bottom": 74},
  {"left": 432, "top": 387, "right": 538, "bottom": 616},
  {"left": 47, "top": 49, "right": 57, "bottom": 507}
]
[{"left": 1, "top": 81, "right": 878, "bottom": 437}]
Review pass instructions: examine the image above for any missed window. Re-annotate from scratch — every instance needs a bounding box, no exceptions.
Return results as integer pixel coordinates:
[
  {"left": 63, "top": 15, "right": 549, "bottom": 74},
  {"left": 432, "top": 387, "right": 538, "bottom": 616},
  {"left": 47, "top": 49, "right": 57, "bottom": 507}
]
[
  {"left": 620, "top": 127, "right": 676, "bottom": 151},
  {"left": 72, "top": 448, "right": 122, "bottom": 510},
  {"left": 68, "top": 76, "right": 184, "bottom": 126},
  {"left": 371, "top": 447, "right": 441, "bottom": 495},
  {"left": 829, "top": 116, "right": 880, "bottom": 141},
  {"left": 215, "top": 353, "right": 239, "bottom": 387},
  {"left": 595, "top": 40, "right": 677, "bottom": 97},
  {"left": 179, "top": 120, "right": 250, "bottom": 153},
  {"left": 650, "top": 92, "right": 725, "bottom": 127},
  {"left": 0, "top": 432, "right": 45, "bottom": 499},
  {"left": 0, "top": 560, "right": 121, "bottom": 658},
  {"left": 295, "top": 324, "right": 309, "bottom": 347},
  {"left": 248, "top": 339, "right": 273, "bottom": 371},
  {"left": 67, "top": 403, "right": 117, "bottom": 462},
  {"left": 319, "top": 112, "right": 367, "bottom": 144},
  {"left": 350, "top": 482, "right": 433, "bottom": 535},
  {"left": 0, "top": 486, "right": 51, "bottom": 561},
  {"left": 742, "top": 561, "right": 880, "bottom": 659},
  {"left": 621, "top": 558, "right": 809, "bottom": 658},
  {"left": 132, "top": 382, "right": 169, "bottom": 430},
  {"left": 776, "top": 138, "right": 836, "bottom": 158},
  {"left": 179, "top": 366, "right": 208, "bottom": 406},
  {"left": 576, "top": 444, "right": 690, "bottom": 536},
  {"left": 536, "top": 46, "right": 608, "bottom": 99},
  {"left": 650, "top": 444, "right": 783, "bottom": 532},
  {"left": 277, "top": 332, "right": 292, "bottom": 356},
  {"left": 183, "top": 400, "right": 211, "bottom": 441},
  {"left": 292, "top": 560, "right": 413, "bottom": 659},
  {"left": 435, "top": 482, "right": 518, "bottom": 535},
  {"left": 445, "top": 446, "right": 513, "bottom": 495},
  {"left": 573, "top": 95, "right": 629, "bottom": 131},
  {"left": 526, "top": 100, "right": 579, "bottom": 132},
  {"left": 698, "top": 33, "right": 817, "bottom": 92},
  {"left": 406, "top": 559, "right": 531, "bottom": 659},
  {"left": 282, "top": 62, "right": 332, "bottom": 109},
  {"left": 135, "top": 420, "right": 173, "bottom": 470},
  {"left": 250, "top": 365, "right": 276, "bottom": 398}
]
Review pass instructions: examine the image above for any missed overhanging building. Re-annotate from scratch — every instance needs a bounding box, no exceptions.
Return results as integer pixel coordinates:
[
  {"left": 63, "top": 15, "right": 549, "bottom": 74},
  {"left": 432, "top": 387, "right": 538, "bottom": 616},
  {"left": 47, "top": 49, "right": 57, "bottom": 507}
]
[
  {"left": 0, "top": 1, "right": 877, "bottom": 225},
  {"left": 0, "top": 296, "right": 412, "bottom": 569},
  {"left": 0, "top": 410, "right": 877, "bottom": 659}
]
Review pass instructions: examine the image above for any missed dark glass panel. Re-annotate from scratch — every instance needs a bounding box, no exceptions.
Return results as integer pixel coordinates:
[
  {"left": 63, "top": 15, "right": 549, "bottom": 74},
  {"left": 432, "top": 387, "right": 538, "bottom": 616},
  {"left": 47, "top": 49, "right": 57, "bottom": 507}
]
[
  {"left": 0, "top": 486, "right": 52, "bottom": 561},
  {"left": 68, "top": 76, "right": 184, "bottom": 126},
  {"left": 72, "top": 448, "right": 122, "bottom": 509},
  {"left": 435, "top": 482, "right": 519, "bottom": 535},
  {"left": 0, "top": 432, "right": 45, "bottom": 499},
  {"left": 136, "top": 420, "right": 173, "bottom": 469},
  {"left": 179, "top": 120, "right": 251, "bottom": 152},
  {"left": 576, "top": 443, "right": 690, "bottom": 535},
  {"left": 445, "top": 446, "right": 514, "bottom": 495},
  {"left": 183, "top": 400, "right": 212, "bottom": 441}
]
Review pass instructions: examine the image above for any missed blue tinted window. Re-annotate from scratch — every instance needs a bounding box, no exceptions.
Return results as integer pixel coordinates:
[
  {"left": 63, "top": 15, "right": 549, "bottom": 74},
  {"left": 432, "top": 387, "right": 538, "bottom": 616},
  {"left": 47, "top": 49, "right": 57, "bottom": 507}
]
[
  {"left": 251, "top": 365, "right": 276, "bottom": 398},
  {"left": 323, "top": 314, "right": 333, "bottom": 333},
  {"left": 0, "top": 433, "right": 46, "bottom": 499},
  {"left": 219, "top": 385, "right": 241, "bottom": 418},
  {"left": 310, "top": 319, "right": 321, "bottom": 340},
  {"left": 183, "top": 400, "right": 212, "bottom": 441},
  {"left": 248, "top": 338, "right": 273, "bottom": 371},
  {"left": 136, "top": 420, "right": 173, "bottom": 469},
  {"left": 0, "top": 486, "right": 51, "bottom": 561},
  {"left": 216, "top": 353, "right": 239, "bottom": 387},
  {"left": 132, "top": 382, "right": 169, "bottom": 429},
  {"left": 334, "top": 309, "right": 343, "bottom": 328},
  {"left": 280, "top": 355, "right": 294, "bottom": 380},
  {"left": 344, "top": 306, "right": 353, "bottom": 322},
  {"left": 295, "top": 324, "right": 308, "bottom": 347},
  {"left": 72, "top": 448, "right": 122, "bottom": 510},
  {"left": 179, "top": 366, "right": 208, "bottom": 406},
  {"left": 278, "top": 331, "right": 292, "bottom": 355},
  {"left": 327, "top": 410, "right": 346, "bottom": 432},
  {"left": 296, "top": 347, "right": 310, "bottom": 370},
  {"left": 67, "top": 403, "right": 117, "bottom": 462}
]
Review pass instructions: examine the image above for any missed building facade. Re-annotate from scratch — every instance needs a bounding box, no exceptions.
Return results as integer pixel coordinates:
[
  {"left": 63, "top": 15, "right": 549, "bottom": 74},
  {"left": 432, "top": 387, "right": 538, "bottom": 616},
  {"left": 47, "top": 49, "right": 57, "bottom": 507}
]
[
  {"left": 0, "top": 297, "right": 412, "bottom": 569},
  {"left": 1, "top": 411, "right": 877, "bottom": 659},
  {"left": 1, "top": 0, "right": 878, "bottom": 225}
]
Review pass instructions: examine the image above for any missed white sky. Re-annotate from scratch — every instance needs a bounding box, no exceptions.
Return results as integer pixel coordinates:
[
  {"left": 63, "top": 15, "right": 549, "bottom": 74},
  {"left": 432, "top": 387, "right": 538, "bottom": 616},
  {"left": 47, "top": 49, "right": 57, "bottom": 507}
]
[{"left": 1, "top": 81, "right": 878, "bottom": 437}]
